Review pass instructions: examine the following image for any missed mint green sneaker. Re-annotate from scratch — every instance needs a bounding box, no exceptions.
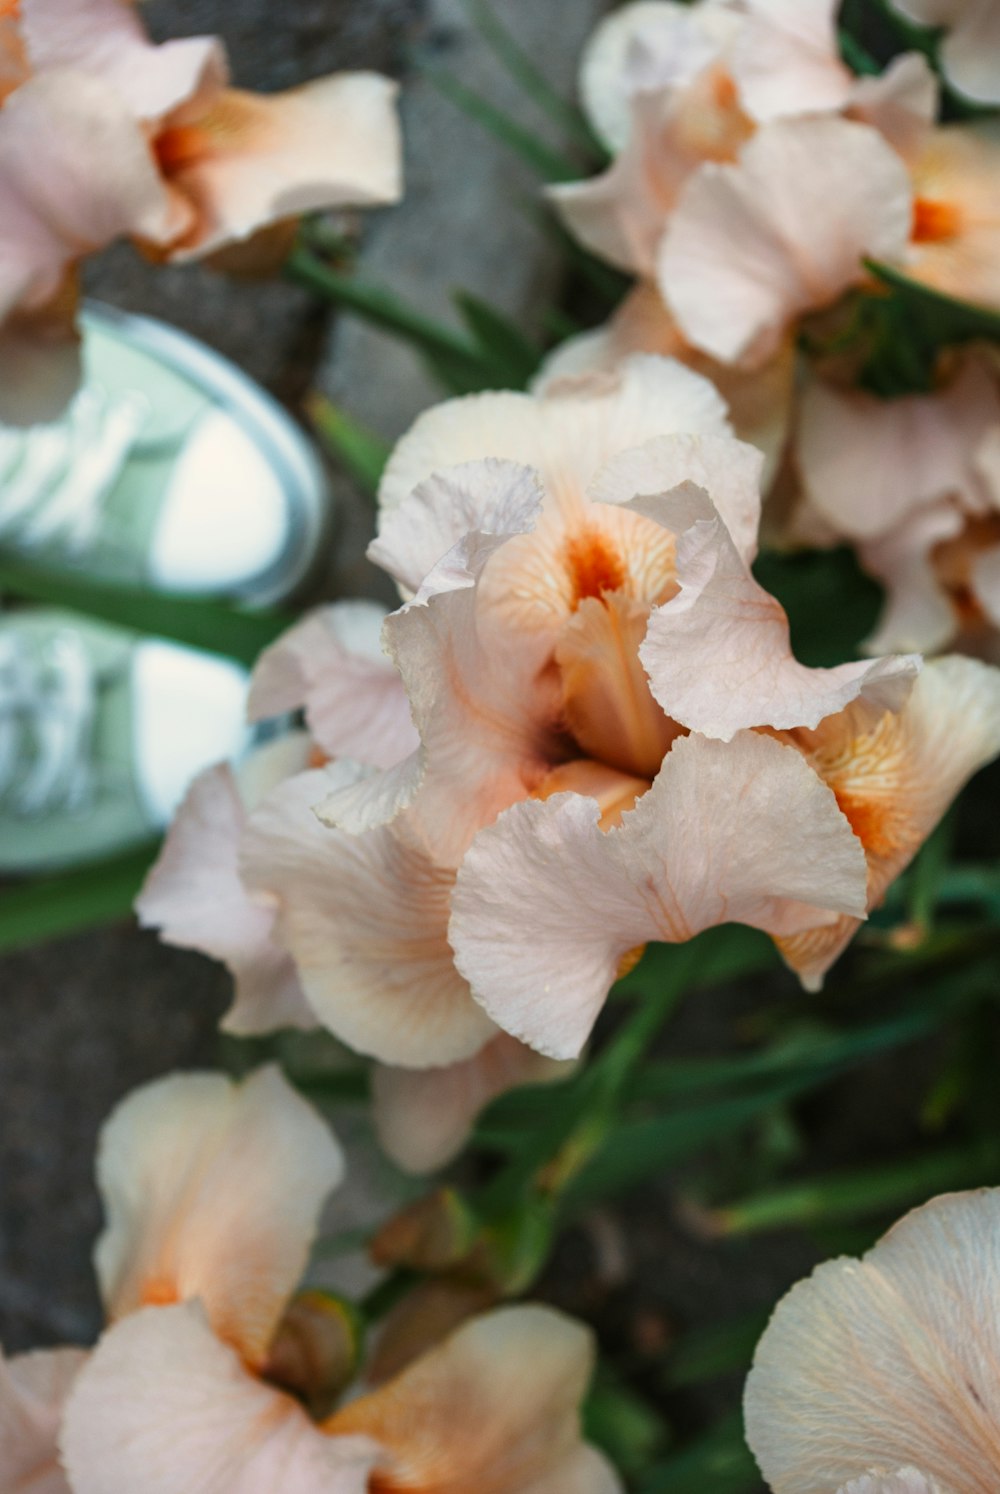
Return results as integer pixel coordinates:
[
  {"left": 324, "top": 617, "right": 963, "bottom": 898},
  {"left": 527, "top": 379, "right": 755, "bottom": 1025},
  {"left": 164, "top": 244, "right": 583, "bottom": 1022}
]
[
  {"left": 0, "top": 304, "right": 330, "bottom": 608},
  {"left": 0, "top": 609, "right": 249, "bottom": 874}
]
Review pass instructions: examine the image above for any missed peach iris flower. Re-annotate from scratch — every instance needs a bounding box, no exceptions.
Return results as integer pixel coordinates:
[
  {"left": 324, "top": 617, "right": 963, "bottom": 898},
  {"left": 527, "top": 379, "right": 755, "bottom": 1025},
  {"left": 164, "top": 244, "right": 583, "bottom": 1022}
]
[
  {"left": 744, "top": 1187, "right": 1000, "bottom": 1493},
  {"left": 0, "top": 1067, "right": 619, "bottom": 1493},
  {"left": 890, "top": 0, "right": 1000, "bottom": 105},
  {"left": 0, "top": 0, "right": 401, "bottom": 421}
]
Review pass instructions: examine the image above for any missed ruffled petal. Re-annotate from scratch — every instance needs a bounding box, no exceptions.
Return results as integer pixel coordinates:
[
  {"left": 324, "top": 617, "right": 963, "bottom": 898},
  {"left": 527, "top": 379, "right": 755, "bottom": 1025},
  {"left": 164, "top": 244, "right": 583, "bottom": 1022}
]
[
  {"left": 728, "top": 0, "right": 852, "bottom": 121},
  {"left": 60, "top": 1304, "right": 378, "bottom": 1494},
  {"left": 941, "top": 1, "right": 1000, "bottom": 105},
  {"left": 659, "top": 117, "right": 912, "bottom": 364},
  {"left": 20, "top": 0, "right": 227, "bottom": 123},
  {"left": 848, "top": 52, "right": 938, "bottom": 162},
  {"left": 639, "top": 494, "right": 920, "bottom": 739},
  {"left": 859, "top": 503, "right": 967, "bottom": 655},
  {"left": 248, "top": 602, "right": 417, "bottom": 769},
  {"left": 326, "top": 1305, "right": 621, "bottom": 1493},
  {"left": 451, "top": 731, "right": 868, "bottom": 1058},
  {"left": 136, "top": 760, "right": 316, "bottom": 1036},
  {"left": 838, "top": 1474, "right": 950, "bottom": 1494},
  {"left": 775, "top": 655, "right": 1000, "bottom": 987},
  {"left": 906, "top": 125, "right": 1000, "bottom": 313},
  {"left": 0, "top": 1346, "right": 86, "bottom": 1494},
  {"left": 373, "top": 1035, "right": 573, "bottom": 1175},
  {"left": 240, "top": 769, "right": 494, "bottom": 1067},
  {"left": 94, "top": 1066, "right": 343, "bottom": 1366},
  {"left": 744, "top": 1188, "right": 1000, "bottom": 1494},
  {"left": 536, "top": 283, "right": 795, "bottom": 494},
  {"left": 798, "top": 359, "right": 1000, "bottom": 541},
  {"left": 162, "top": 73, "right": 402, "bottom": 258},
  {"left": 377, "top": 355, "right": 732, "bottom": 533}
]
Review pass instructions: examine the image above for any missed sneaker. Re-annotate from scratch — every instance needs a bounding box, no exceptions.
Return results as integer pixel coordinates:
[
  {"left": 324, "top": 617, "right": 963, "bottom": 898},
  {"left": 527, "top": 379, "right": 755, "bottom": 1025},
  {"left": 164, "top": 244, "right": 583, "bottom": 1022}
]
[
  {"left": 0, "top": 608, "right": 249, "bottom": 875},
  {"left": 0, "top": 303, "right": 330, "bottom": 609}
]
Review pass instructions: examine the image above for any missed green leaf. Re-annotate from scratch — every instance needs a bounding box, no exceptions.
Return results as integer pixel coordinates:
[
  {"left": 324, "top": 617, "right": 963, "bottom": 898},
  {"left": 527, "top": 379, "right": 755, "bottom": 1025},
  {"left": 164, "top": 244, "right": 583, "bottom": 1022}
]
[
  {"left": 306, "top": 395, "right": 389, "bottom": 497},
  {"left": 715, "top": 1138, "right": 1000, "bottom": 1236},
  {"left": 640, "top": 1413, "right": 759, "bottom": 1494},
  {"left": 584, "top": 1379, "right": 666, "bottom": 1476},
  {"left": 461, "top": 0, "right": 606, "bottom": 156},
  {"left": 666, "top": 1310, "right": 770, "bottom": 1389},
  {"left": 564, "top": 1074, "right": 824, "bottom": 1208},
  {"left": 421, "top": 63, "right": 581, "bottom": 182},
  {"left": 286, "top": 248, "right": 490, "bottom": 389},
  {"left": 0, "top": 842, "right": 158, "bottom": 953},
  {"left": 454, "top": 292, "right": 543, "bottom": 388},
  {"left": 867, "top": 260, "right": 1000, "bottom": 348},
  {"left": 0, "top": 559, "right": 290, "bottom": 665}
]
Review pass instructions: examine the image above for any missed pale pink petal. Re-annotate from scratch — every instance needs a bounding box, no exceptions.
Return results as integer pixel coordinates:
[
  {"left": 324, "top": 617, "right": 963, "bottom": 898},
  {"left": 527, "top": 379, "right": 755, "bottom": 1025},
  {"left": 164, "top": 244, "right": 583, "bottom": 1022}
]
[
  {"left": 659, "top": 117, "right": 913, "bottom": 365},
  {"left": 378, "top": 354, "right": 732, "bottom": 533},
  {"left": 838, "top": 1475, "right": 949, "bottom": 1494},
  {"left": 536, "top": 284, "right": 795, "bottom": 494},
  {"left": 338, "top": 470, "right": 563, "bottom": 865},
  {"left": 135, "top": 760, "right": 316, "bottom": 1037},
  {"left": 163, "top": 73, "right": 402, "bottom": 259},
  {"left": 798, "top": 360, "right": 1000, "bottom": 542},
  {"left": 860, "top": 503, "right": 967, "bottom": 655},
  {"left": 941, "top": 1, "right": 1000, "bottom": 105},
  {"left": 637, "top": 489, "right": 918, "bottom": 738},
  {"left": 905, "top": 126, "right": 1000, "bottom": 313},
  {"left": 775, "top": 655, "right": 1000, "bottom": 988},
  {"left": 370, "top": 459, "right": 544, "bottom": 598},
  {"left": 314, "top": 753, "right": 426, "bottom": 838},
  {"left": 248, "top": 602, "right": 417, "bottom": 769},
  {"left": 728, "top": 0, "right": 852, "bottom": 121},
  {"left": 0, "top": 1347, "right": 87, "bottom": 1494},
  {"left": 451, "top": 731, "right": 868, "bottom": 1059},
  {"left": 240, "top": 769, "right": 495, "bottom": 1067},
  {"left": 744, "top": 1188, "right": 1000, "bottom": 1493},
  {"left": 60, "top": 1304, "right": 378, "bottom": 1494},
  {"left": 848, "top": 52, "right": 938, "bottom": 161},
  {"left": 579, "top": 0, "right": 738, "bottom": 153},
  {"left": 20, "top": 0, "right": 227, "bottom": 123},
  {"left": 590, "top": 429, "right": 764, "bottom": 563},
  {"left": 94, "top": 1065, "right": 343, "bottom": 1366},
  {"left": 326, "top": 1305, "right": 621, "bottom": 1493},
  {"left": 373, "top": 1035, "right": 574, "bottom": 1175}
]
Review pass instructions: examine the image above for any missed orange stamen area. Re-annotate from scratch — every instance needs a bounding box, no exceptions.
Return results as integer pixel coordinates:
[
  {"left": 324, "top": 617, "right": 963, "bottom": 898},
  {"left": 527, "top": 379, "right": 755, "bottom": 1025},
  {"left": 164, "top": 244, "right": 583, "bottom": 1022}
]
[
  {"left": 139, "top": 1277, "right": 180, "bottom": 1308},
  {"left": 564, "top": 529, "right": 627, "bottom": 608},
  {"left": 155, "top": 122, "right": 213, "bottom": 176},
  {"left": 912, "top": 195, "right": 963, "bottom": 244},
  {"left": 711, "top": 68, "right": 739, "bottom": 113},
  {"left": 616, "top": 944, "right": 646, "bottom": 980}
]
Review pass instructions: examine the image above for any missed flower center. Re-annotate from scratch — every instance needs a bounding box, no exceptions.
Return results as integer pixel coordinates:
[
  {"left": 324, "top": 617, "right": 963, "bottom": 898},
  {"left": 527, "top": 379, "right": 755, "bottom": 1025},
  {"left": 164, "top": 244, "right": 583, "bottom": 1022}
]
[{"left": 912, "top": 195, "right": 963, "bottom": 243}]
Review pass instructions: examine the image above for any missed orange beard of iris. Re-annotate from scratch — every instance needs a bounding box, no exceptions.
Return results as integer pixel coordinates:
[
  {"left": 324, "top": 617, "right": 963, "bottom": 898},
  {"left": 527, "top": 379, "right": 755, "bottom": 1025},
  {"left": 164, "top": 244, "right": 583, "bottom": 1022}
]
[
  {"left": 912, "top": 196, "right": 963, "bottom": 243},
  {"left": 565, "top": 529, "right": 628, "bottom": 607}
]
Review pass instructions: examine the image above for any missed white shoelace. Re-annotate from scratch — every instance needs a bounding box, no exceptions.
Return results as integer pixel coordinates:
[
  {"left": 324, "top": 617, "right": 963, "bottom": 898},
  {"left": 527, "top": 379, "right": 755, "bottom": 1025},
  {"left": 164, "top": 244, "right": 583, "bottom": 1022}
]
[
  {"left": 0, "top": 630, "right": 98, "bottom": 815},
  {"left": 0, "top": 386, "right": 150, "bottom": 555}
]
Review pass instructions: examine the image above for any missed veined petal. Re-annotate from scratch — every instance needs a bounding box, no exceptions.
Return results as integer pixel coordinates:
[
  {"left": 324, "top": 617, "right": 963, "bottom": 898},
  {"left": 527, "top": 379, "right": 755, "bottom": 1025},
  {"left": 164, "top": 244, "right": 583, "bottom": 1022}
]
[
  {"left": 248, "top": 602, "right": 417, "bottom": 769},
  {"left": 659, "top": 117, "right": 912, "bottom": 364},
  {"left": 536, "top": 284, "right": 795, "bottom": 495},
  {"left": 728, "top": 0, "right": 852, "bottom": 121},
  {"left": 451, "top": 732, "right": 867, "bottom": 1059},
  {"left": 94, "top": 1066, "right": 343, "bottom": 1366},
  {"left": 744, "top": 1188, "right": 1000, "bottom": 1493},
  {"left": 838, "top": 1474, "right": 950, "bottom": 1494},
  {"left": 377, "top": 355, "right": 732, "bottom": 533},
  {"left": 135, "top": 760, "right": 317, "bottom": 1037},
  {"left": 326, "top": 1305, "right": 621, "bottom": 1493},
  {"left": 0, "top": 1347, "right": 87, "bottom": 1494},
  {"left": 240, "top": 769, "right": 494, "bottom": 1067},
  {"left": 639, "top": 496, "right": 919, "bottom": 739},
  {"left": 373, "top": 1036, "right": 573, "bottom": 1175},
  {"left": 799, "top": 359, "right": 1000, "bottom": 541},
  {"left": 60, "top": 1304, "right": 378, "bottom": 1494},
  {"left": 775, "top": 655, "right": 1000, "bottom": 987},
  {"left": 591, "top": 429, "right": 765, "bottom": 563},
  {"left": 161, "top": 73, "right": 402, "bottom": 258},
  {"left": 21, "top": 0, "right": 227, "bottom": 123}
]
